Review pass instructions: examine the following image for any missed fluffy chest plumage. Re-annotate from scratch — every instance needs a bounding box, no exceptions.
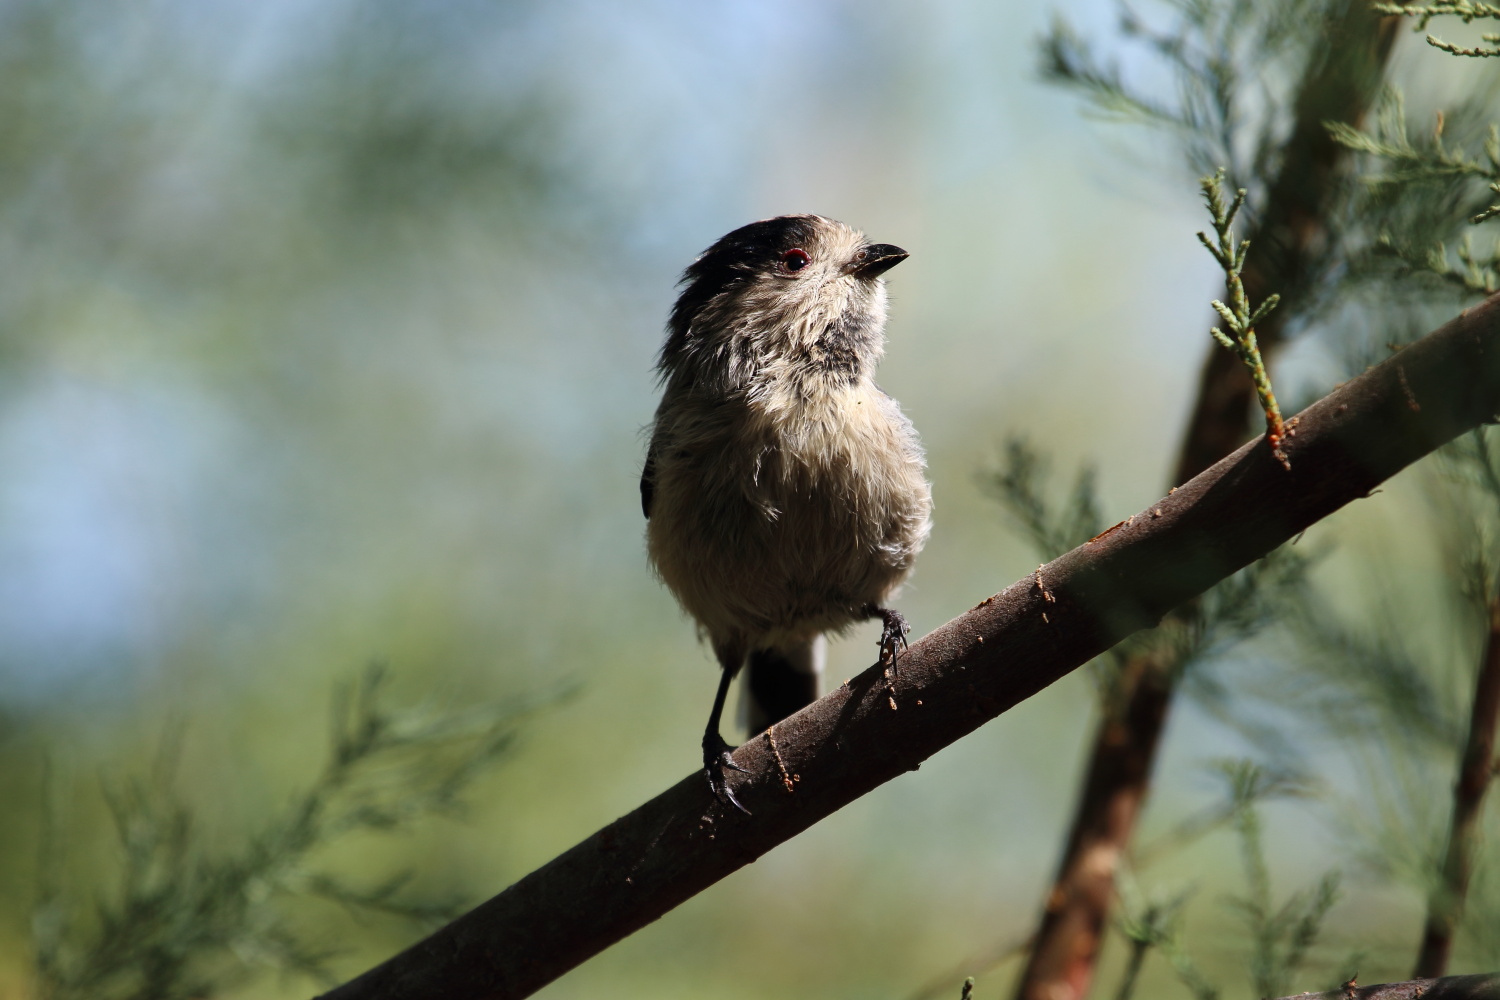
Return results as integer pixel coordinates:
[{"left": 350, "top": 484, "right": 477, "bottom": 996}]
[
  {"left": 644, "top": 375, "right": 929, "bottom": 644},
  {"left": 739, "top": 378, "right": 906, "bottom": 493}
]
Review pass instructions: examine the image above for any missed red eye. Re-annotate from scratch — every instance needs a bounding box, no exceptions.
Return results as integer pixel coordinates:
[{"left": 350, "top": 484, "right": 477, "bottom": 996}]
[{"left": 781, "top": 248, "right": 811, "bottom": 272}]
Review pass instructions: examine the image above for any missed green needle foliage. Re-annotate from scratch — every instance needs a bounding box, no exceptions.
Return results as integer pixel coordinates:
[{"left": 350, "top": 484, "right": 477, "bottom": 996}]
[
  {"left": 981, "top": 438, "right": 1102, "bottom": 562},
  {"left": 1283, "top": 440, "right": 1500, "bottom": 751},
  {"left": 1262, "top": 427, "right": 1500, "bottom": 969},
  {"left": 31, "top": 666, "right": 562, "bottom": 1000},
  {"left": 984, "top": 437, "right": 1312, "bottom": 707},
  {"left": 1040, "top": 0, "right": 1327, "bottom": 190},
  {"left": 1130, "top": 762, "right": 1316, "bottom": 871},
  {"left": 1045, "top": 0, "right": 1499, "bottom": 331},
  {"left": 1396, "top": 233, "right": 1500, "bottom": 295},
  {"left": 1376, "top": 1, "right": 1500, "bottom": 58},
  {"left": 1329, "top": 86, "right": 1500, "bottom": 297},
  {"left": 1215, "top": 760, "right": 1342, "bottom": 1000},
  {"left": 1112, "top": 886, "right": 1220, "bottom": 1000},
  {"left": 1328, "top": 102, "right": 1500, "bottom": 225},
  {"left": 1110, "top": 762, "right": 1334, "bottom": 1000},
  {"left": 1112, "top": 891, "right": 1194, "bottom": 1000},
  {"left": 1197, "top": 169, "right": 1289, "bottom": 467},
  {"left": 1385, "top": 0, "right": 1500, "bottom": 18}
]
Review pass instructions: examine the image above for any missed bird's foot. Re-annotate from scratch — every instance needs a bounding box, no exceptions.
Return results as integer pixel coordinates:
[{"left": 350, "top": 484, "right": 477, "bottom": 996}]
[
  {"left": 862, "top": 605, "right": 911, "bottom": 670},
  {"left": 703, "top": 732, "right": 751, "bottom": 815}
]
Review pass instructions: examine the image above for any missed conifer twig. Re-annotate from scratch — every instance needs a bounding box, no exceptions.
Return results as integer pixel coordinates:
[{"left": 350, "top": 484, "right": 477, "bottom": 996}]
[
  {"left": 1377, "top": 0, "right": 1500, "bottom": 19},
  {"left": 1390, "top": 235, "right": 1500, "bottom": 295},
  {"left": 1427, "top": 35, "right": 1500, "bottom": 57},
  {"left": 1218, "top": 759, "right": 1341, "bottom": 1000},
  {"left": 1327, "top": 93, "right": 1500, "bottom": 227},
  {"left": 1375, "top": 1, "right": 1500, "bottom": 57},
  {"left": 1112, "top": 894, "right": 1190, "bottom": 1000},
  {"left": 1197, "top": 169, "right": 1291, "bottom": 469}
]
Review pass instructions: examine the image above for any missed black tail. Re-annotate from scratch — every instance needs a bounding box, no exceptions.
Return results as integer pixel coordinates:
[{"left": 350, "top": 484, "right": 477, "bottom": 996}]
[{"left": 742, "top": 636, "right": 825, "bottom": 734}]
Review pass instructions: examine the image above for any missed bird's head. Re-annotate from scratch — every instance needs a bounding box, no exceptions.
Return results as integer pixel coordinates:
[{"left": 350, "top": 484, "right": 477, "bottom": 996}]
[{"left": 659, "top": 214, "right": 908, "bottom": 392}]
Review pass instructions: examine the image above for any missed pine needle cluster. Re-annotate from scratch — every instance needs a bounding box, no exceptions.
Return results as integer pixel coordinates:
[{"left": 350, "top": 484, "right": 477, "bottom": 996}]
[
  {"left": 31, "top": 666, "right": 561, "bottom": 1000},
  {"left": 1107, "top": 761, "right": 1337, "bottom": 1000},
  {"left": 1330, "top": 90, "right": 1500, "bottom": 295},
  {"left": 1040, "top": 0, "right": 1327, "bottom": 191}
]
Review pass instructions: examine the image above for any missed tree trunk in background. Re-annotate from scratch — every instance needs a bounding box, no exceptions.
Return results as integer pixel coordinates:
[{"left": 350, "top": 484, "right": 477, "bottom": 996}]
[
  {"left": 1012, "top": 6, "right": 1405, "bottom": 1000},
  {"left": 1013, "top": 655, "right": 1171, "bottom": 1000},
  {"left": 1413, "top": 597, "right": 1500, "bottom": 977}
]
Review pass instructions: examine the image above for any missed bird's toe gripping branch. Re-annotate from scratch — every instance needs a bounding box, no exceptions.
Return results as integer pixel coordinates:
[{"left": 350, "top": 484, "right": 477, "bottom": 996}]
[
  {"left": 702, "top": 731, "right": 751, "bottom": 815},
  {"left": 861, "top": 603, "right": 911, "bottom": 697}
]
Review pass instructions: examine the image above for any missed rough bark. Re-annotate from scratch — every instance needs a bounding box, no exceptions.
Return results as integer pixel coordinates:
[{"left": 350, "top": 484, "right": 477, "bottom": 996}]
[
  {"left": 1413, "top": 597, "right": 1500, "bottom": 977},
  {"left": 1014, "top": 8, "right": 1407, "bottom": 999},
  {"left": 313, "top": 294, "right": 1500, "bottom": 1000}
]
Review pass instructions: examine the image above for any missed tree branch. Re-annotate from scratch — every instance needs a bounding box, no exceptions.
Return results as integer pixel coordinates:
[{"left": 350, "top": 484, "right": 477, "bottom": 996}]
[
  {"left": 1273, "top": 972, "right": 1500, "bottom": 999},
  {"left": 315, "top": 292, "right": 1500, "bottom": 1000}
]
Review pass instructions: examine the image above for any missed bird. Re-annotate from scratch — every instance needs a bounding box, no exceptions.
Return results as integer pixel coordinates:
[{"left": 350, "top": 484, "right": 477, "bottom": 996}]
[{"left": 641, "top": 214, "right": 932, "bottom": 813}]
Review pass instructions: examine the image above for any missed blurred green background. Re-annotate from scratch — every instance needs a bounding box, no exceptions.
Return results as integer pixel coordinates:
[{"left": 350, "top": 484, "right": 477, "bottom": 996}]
[{"left": 0, "top": 1, "right": 1490, "bottom": 998}]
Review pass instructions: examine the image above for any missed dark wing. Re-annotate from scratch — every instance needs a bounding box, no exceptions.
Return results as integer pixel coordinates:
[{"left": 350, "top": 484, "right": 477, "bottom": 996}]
[{"left": 640, "top": 449, "right": 656, "bottom": 519}]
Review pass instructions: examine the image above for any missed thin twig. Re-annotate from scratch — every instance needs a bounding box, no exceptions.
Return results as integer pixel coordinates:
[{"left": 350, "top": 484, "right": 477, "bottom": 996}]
[{"left": 1198, "top": 169, "right": 1290, "bottom": 468}]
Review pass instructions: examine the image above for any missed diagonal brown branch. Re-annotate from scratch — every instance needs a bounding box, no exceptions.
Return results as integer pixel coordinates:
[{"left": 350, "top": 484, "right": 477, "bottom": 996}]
[
  {"left": 1015, "top": 9, "right": 1409, "bottom": 999},
  {"left": 1414, "top": 594, "right": 1500, "bottom": 977},
  {"left": 313, "top": 295, "right": 1500, "bottom": 1000}
]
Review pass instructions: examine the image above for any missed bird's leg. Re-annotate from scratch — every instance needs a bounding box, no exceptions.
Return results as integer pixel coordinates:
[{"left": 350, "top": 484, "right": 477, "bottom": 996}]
[
  {"left": 861, "top": 604, "right": 910, "bottom": 674},
  {"left": 702, "top": 662, "right": 751, "bottom": 815}
]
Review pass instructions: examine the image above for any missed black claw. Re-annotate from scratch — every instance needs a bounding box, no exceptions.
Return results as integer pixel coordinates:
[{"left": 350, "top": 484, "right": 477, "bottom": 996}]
[
  {"left": 863, "top": 605, "right": 911, "bottom": 671},
  {"left": 703, "top": 733, "right": 751, "bottom": 814}
]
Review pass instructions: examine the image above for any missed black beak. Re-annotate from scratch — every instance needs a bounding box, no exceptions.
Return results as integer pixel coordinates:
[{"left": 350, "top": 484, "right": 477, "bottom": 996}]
[{"left": 845, "top": 243, "right": 909, "bottom": 279}]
